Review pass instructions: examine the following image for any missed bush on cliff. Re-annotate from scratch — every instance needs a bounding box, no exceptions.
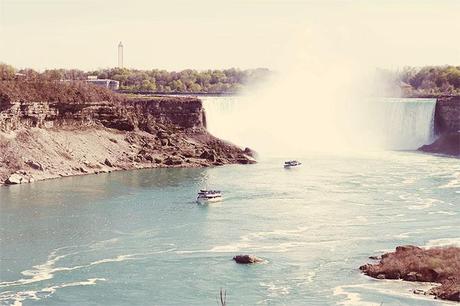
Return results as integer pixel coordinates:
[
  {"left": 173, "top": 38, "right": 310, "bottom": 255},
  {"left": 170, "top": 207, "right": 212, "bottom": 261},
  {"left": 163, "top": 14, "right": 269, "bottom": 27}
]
[{"left": 0, "top": 78, "right": 124, "bottom": 104}]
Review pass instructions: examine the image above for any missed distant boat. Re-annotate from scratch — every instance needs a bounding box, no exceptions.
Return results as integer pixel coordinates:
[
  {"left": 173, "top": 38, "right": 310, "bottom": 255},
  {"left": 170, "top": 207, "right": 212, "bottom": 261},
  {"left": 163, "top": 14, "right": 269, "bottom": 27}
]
[
  {"left": 284, "top": 160, "right": 302, "bottom": 168},
  {"left": 196, "top": 189, "right": 223, "bottom": 204}
]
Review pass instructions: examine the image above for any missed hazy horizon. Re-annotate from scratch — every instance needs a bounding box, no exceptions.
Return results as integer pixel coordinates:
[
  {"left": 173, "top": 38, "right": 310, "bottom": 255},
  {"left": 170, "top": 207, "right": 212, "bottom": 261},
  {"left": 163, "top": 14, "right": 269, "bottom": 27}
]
[{"left": 1, "top": 0, "right": 460, "bottom": 71}]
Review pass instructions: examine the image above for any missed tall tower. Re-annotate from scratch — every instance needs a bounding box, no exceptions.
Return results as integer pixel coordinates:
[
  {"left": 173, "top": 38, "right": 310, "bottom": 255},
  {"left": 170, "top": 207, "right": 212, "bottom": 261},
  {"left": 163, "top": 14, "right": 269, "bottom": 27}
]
[{"left": 118, "top": 41, "right": 124, "bottom": 68}]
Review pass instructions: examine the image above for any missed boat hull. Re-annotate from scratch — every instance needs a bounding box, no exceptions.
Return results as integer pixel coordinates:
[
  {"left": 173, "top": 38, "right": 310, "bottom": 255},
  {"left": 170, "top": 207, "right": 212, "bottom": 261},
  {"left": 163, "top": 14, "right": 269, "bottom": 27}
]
[
  {"left": 284, "top": 165, "right": 301, "bottom": 169},
  {"left": 196, "top": 196, "right": 223, "bottom": 204}
]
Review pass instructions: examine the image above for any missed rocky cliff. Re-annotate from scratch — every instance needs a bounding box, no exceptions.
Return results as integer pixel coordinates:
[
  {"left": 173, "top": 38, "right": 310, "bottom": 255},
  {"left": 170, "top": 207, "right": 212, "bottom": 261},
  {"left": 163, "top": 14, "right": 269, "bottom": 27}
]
[
  {"left": 419, "top": 96, "right": 460, "bottom": 156},
  {"left": 434, "top": 96, "right": 460, "bottom": 134},
  {"left": 0, "top": 97, "right": 205, "bottom": 132},
  {"left": 0, "top": 91, "right": 255, "bottom": 185}
]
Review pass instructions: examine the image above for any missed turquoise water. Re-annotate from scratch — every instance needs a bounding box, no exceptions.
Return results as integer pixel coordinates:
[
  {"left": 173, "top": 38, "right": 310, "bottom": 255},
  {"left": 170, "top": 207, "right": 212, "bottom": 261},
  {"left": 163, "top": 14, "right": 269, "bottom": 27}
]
[{"left": 0, "top": 151, "right": 459, "bottom": 305}]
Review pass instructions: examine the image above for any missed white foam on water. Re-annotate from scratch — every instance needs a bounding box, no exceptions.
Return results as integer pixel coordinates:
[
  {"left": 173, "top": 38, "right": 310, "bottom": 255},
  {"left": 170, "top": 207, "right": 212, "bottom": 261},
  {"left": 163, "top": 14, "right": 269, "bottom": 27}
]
[
  {"left": 406, "top": 197, "right": 443, "bottom": 210},
  {"left": 176, "top": 226, "right": 314, "bottom": 254},
  {"left": 438, "top": 172, "right": 460, "bottom": 189},
  {"left": 403, "top": 177, "right": 417, "bottom": 184},
  {"left": 0, "top": 250, "right": 74, "bottom": 288},
  {"left": 295, "top": 271, "right": 317, "bottom": 287},
  {"left": 428, "top": 211, "right": 456, "bottom": 216},
  {"left": 394, "top": 232, "right": 411, "bottom": 239},
  {"left": 89, "top": 254, "right": 138, "bottom": 266},
  {"left": 259, "top": 281, "right": 291, "bottom": 298},
  {"left": 177, "top": 235, "right": 374, "bottom": 255},
  {"left": 424, "top": 237, "right": 460, "bottom": 248},
  {"left": 334, "top": 280, "right": 450, "bottom": 306},
  {"left": 0, "top": 244, "right": 176, "bottom": 306},
  {"left": 0, "top": 278, "right": 106, "bottom": 306},
  {"left": 89, "top": 237, "right": 120, "bottom": 249},
  {"left": 333, "top": 285, "right": 370, "bottom": 306}
]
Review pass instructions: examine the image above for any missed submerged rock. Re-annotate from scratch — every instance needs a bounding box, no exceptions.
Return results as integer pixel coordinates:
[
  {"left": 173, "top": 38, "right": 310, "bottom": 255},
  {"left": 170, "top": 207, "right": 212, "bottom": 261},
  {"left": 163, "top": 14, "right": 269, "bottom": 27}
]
[{"left": 233, "top": 255, "right": 263, "bottom": 264}]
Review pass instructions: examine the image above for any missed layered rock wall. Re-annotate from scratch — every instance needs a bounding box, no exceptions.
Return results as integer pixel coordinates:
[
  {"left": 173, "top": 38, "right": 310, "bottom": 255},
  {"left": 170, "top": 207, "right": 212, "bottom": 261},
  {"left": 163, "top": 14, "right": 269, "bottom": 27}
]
[
  {"left": 434, "top": 96, "right": 460, "bottom": 134},
  {"left": 0, "top": 97, "right": 205, "bottom": 133}
]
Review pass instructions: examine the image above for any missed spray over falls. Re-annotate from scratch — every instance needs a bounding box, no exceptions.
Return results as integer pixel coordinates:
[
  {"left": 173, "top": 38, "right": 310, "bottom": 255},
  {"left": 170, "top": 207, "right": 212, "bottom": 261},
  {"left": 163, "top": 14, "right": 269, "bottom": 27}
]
[{"left": 203, "top": 96, "right": 437, "bottom": 154}]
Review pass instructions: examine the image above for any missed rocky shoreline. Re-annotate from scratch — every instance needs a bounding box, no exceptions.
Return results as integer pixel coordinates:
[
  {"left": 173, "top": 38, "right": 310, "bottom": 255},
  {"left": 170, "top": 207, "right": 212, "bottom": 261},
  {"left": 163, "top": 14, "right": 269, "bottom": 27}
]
[
  {"left": 360, "top": 245, "right": 460, "bottom": 302},
  {"left": 0, "top": 82, "right": 255, "bottom": 186}
]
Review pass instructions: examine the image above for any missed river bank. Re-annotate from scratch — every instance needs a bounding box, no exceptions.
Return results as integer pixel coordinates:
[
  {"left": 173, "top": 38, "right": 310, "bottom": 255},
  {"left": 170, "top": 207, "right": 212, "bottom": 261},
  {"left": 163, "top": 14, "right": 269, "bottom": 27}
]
[
  {"left": 0, "top": 80, "right": 255, "bottom": 186},
  {"left": 360, "top": 245, "right": 460, "bottom": 301}
]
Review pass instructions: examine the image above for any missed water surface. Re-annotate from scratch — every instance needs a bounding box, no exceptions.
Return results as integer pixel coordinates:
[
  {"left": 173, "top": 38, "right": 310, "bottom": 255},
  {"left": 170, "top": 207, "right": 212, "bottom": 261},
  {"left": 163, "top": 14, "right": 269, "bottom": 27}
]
[{"left": 1, "top": 151, "right": 459, "bottom": 305}]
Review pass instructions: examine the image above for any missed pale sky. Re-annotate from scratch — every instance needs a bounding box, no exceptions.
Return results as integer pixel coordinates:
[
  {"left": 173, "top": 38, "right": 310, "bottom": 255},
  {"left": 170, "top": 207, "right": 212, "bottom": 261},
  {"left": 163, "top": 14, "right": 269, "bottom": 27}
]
[{"left": 0, "top": 0, "right": 459, "bottom": 71}]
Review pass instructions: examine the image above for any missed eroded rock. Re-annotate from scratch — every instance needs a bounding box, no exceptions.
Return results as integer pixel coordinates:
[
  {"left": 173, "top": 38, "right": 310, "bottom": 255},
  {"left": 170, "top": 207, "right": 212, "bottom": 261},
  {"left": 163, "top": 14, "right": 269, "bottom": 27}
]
[
  {"left": 5, "top": 173, "right": 23, "bottom": 184},
  {"left": 25, "top": 160, "right": 43, "bottom": 171},
  {"left": 360, "top": 245, "right": 460, "bottom": 302},
  {"left": 233, "top": 255, "right": 263, "bottom": 264}
]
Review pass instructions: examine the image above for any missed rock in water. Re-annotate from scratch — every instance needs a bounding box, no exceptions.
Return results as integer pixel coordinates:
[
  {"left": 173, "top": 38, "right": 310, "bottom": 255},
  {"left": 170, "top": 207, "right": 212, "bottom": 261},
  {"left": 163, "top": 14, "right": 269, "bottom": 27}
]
[
  {"left": 243, "top": 147, "right": 257, "bottom": 158},
  {"left": 419, "top": 132, "right": 460, "bottom": 156},
  {"left": 5, "top": 173, "right": 23, "bottom": 184},
  {"left": 233, "top": 255, "right": 263, "bottom": 264},
  {"left": 360, "top": 245, "right": 460, "bottom": 302}
]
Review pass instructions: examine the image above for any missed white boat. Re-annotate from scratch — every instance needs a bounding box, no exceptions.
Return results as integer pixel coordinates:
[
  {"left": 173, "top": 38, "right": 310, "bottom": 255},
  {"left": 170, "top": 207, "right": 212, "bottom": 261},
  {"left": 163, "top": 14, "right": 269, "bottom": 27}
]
[
  {"left": 284, "top": 160, "right": 302, "bottom": 168},
  {"left": 196, "top": 189, "right": 223, "bottom": 204}
]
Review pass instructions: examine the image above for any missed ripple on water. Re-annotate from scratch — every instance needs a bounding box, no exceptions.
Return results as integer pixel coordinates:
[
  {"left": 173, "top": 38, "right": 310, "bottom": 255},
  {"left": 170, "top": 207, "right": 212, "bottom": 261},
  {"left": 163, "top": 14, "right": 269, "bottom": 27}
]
[
  {"left": 333, "top": 280, "right": 449, "bottom": 306},
  {"left": 0, "top": 241, "right": 176, "bottom": 306},
  {"left": 424, "top": 237, "right": 460, "bottom": 248}
]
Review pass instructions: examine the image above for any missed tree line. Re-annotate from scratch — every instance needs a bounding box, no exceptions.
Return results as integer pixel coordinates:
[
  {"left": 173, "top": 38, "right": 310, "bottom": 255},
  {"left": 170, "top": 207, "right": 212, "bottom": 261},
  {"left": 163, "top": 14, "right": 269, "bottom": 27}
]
[
  {"left": 400, "top": 66, "right": 460, "bottom": 95},
  {"left": 375, "top": 66, "right": 460, "bottom": 96},
  {"left": 2, "top": 63, "right": 460, "bottom": 95},
  {"left": 0, "top": 63, "right": 271, "bottom": 93}
]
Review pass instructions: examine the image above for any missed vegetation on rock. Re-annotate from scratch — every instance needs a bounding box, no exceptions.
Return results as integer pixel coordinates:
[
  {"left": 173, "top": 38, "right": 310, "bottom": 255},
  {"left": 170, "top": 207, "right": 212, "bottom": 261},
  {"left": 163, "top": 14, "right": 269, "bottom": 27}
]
[{"left": 360, "top": 245, "right": 460, "bottom": 301}]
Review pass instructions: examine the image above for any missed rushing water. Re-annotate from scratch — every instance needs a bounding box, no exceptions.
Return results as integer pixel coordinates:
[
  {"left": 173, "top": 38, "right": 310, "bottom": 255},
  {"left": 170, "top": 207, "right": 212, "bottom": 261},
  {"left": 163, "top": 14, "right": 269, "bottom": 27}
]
[
  {"left": 202, "top": 97, "right": 437, "bottom": 152},
  {"left": 0, "top": 97, "right": 459, "bottom": 306},
  {"left": 375, "top": 98, "right": 436, "bottom": 150}
]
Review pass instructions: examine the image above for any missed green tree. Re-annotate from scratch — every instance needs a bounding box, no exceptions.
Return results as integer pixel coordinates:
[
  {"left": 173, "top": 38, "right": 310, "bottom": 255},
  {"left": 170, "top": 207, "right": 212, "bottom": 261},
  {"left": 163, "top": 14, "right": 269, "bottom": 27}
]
[{"left": 0, "top": 63, "right": 16, "bottom": 80}]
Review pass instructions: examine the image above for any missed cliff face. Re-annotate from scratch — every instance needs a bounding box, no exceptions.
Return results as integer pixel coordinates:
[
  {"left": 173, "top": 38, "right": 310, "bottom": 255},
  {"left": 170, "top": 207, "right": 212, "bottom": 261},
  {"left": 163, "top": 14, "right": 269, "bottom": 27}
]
[
  {"left": 419, "top": 96, "right": 460, "bottom": 156},
  {"left": 0, "top": 96, "right": 255, "bottom": 185},
  {"left": 434, "top": 96, "right": 460, "bottom": 135},
  {"left": 0, "top": 97, "right": 205, "bottom": 133}
]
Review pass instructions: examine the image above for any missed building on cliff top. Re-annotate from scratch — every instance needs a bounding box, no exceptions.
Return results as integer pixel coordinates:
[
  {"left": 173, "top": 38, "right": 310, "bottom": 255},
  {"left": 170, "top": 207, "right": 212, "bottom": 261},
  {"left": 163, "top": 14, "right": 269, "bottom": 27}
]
[{"left": 86, "top": 76, "right": 120, "bottom": 90}]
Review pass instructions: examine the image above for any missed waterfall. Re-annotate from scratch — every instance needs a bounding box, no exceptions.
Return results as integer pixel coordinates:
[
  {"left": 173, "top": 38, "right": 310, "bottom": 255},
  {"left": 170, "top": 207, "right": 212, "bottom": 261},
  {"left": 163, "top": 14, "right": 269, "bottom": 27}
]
[
  {"left": 202, "top": 95, "right": 437, "bottom": 153},
  {"left": 202, "top": 96, "right": 247, "bottom": 145},
  {"left": 376, "top": 98, "right": 436, "bottom": 150}
]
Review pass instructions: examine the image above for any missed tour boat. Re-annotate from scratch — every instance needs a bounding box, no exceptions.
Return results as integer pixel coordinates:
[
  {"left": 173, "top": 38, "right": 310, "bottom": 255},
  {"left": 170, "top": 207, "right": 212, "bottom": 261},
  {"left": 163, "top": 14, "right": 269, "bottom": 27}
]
[
  {"left": 284, "top": 160, "right": 302, "bottom": 168},
  {"left": 196, "top": 189, "right": 223, "bottom": 204}
]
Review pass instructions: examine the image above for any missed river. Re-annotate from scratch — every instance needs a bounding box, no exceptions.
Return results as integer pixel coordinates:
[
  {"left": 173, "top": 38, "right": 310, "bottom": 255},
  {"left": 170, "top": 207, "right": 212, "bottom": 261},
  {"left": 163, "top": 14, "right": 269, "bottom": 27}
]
[{"left": 0, "top": 97, "right": 459, "bottom": 305}]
